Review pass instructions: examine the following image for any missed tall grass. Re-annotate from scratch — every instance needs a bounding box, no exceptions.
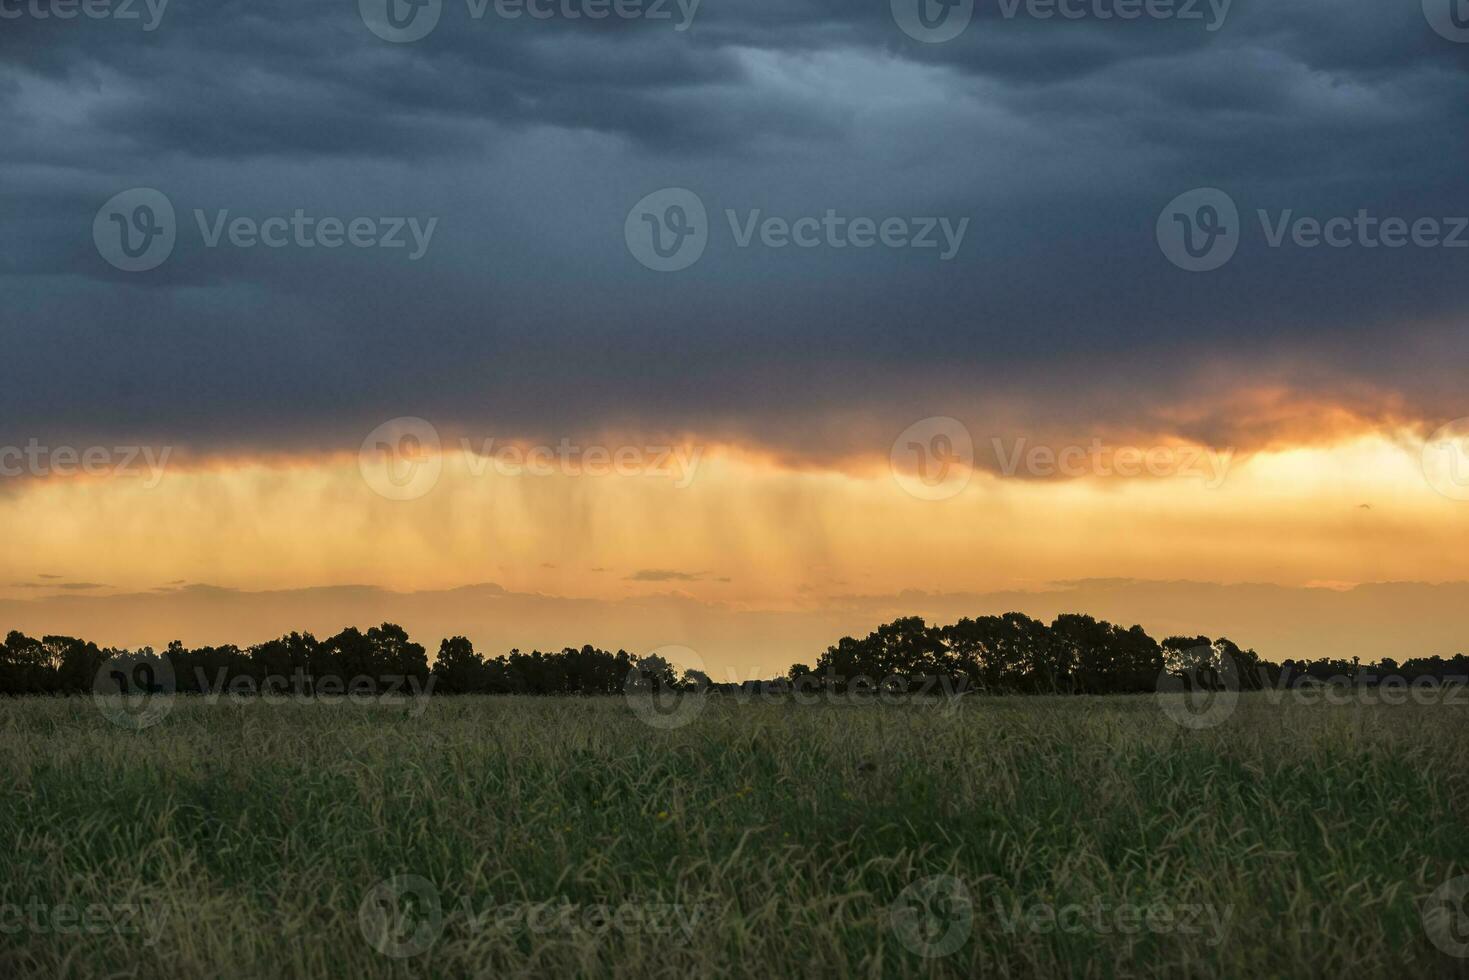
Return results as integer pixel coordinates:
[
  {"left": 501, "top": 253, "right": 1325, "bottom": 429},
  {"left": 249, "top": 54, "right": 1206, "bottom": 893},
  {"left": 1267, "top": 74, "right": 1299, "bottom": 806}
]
[{"left": 0, "top": 694, "right": 1466, "bottom": 978}]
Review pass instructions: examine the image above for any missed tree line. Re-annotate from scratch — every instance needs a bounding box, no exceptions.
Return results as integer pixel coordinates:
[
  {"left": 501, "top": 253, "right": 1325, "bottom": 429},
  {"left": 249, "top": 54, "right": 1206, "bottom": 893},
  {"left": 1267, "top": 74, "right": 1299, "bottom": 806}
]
[
  {"left": 794, "top": 614, "right": 1467, "bottom": 695},
  {"left": 1, "top": 613, "right": 1465, "bottom": 697}
]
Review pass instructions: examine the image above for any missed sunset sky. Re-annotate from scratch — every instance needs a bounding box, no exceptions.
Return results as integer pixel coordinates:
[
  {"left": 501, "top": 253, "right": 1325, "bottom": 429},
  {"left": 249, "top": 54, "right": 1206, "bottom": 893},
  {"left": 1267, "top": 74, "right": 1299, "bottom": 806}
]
[{"left": 4, "top": 0, "right": 1469, "bottom": 673}]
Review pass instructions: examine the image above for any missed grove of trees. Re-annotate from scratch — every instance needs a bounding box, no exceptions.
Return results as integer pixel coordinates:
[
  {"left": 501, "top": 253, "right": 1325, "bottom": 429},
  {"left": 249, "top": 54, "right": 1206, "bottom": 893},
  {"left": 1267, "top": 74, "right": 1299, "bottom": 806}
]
[{"left": 1, "top": 614, "right": 1465, "bottom": 697}]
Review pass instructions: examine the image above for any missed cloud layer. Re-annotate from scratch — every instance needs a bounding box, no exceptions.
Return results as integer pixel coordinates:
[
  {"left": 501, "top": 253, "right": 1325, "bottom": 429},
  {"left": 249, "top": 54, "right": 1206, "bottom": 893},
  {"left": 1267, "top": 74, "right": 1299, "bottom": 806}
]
[{"left": 5, "top": 0, "right": 1469, "bottom": 462}]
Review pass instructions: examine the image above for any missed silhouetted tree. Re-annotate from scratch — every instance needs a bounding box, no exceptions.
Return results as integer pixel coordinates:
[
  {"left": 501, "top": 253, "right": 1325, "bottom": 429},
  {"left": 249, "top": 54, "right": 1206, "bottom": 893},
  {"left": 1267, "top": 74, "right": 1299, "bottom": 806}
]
[{"left": 2, "top": 617, "right": 1464, "bottom": 700}]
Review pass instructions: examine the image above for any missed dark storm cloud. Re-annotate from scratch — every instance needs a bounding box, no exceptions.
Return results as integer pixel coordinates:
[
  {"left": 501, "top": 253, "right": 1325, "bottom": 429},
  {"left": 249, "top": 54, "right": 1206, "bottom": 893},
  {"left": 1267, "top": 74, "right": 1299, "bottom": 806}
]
[{"left": 3, "top": 0, "right": 1469, "bottom": 462}]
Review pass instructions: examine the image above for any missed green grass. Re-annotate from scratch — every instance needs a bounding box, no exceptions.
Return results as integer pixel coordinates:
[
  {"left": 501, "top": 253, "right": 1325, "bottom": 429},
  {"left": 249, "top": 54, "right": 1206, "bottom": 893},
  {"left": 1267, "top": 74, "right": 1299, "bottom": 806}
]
[{"left": 1, "top": 693, "right": 1467, "bottom": 978}]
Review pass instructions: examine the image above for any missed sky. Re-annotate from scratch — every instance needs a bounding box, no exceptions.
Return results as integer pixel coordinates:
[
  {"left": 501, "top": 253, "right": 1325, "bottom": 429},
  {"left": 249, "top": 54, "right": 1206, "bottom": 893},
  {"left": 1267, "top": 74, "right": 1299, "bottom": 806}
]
[{"left": 3, "top": 0, "right": 1469, "bottom": 673}]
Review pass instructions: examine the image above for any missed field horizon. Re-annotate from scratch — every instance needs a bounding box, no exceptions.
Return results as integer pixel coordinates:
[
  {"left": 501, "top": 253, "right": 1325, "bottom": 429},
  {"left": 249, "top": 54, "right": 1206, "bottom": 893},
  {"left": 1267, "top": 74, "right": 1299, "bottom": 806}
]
[{"left": 3, "top": 691, "right": 1468, "bottom": 978}]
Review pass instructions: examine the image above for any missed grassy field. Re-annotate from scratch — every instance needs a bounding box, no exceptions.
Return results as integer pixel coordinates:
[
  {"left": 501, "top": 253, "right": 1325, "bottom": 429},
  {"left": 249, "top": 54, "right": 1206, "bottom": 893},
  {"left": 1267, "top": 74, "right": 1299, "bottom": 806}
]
[{"left": 1, "top": 692, "right": 1467, "bottom": 978}]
